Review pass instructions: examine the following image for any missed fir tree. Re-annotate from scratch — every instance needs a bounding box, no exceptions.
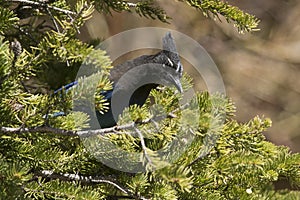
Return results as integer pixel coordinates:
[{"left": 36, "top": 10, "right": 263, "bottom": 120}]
[{"left": 0, "top": 0, "right": 299, "bottom": 199}]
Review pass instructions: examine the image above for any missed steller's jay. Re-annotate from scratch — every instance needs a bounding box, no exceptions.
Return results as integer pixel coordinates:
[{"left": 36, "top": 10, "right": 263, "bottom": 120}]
[{"left": 54, "top": 32, "right": 183, "bottom": 128}]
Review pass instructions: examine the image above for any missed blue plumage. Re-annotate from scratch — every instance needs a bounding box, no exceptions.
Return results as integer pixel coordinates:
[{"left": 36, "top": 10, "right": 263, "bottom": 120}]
[{"left": 53, "top": 32, "right": 183, "bottom": 128}]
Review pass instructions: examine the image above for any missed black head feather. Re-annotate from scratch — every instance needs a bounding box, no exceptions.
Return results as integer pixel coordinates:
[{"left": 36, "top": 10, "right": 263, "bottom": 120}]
[{"left": 154, "top": 32, "right": 183, "bottom": 78}]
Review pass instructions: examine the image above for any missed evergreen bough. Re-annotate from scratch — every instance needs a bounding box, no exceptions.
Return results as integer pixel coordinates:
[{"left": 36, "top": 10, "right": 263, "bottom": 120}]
[{"left": 0, "top": 0, "right": 299, "bottom": 199}]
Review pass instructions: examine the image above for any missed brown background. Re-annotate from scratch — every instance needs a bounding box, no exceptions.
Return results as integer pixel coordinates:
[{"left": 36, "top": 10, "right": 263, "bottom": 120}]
[{"left": 80, "top": 0, "right": 300, "bottom": 152}]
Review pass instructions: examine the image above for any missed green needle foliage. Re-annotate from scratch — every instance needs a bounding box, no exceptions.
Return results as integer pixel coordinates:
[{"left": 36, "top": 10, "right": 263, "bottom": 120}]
[
  {"left": 0, "top": 0, "right": 299, "bottom": 199},
  {"left": 182, "top": 0, "right": 260, "bottom": 33}
]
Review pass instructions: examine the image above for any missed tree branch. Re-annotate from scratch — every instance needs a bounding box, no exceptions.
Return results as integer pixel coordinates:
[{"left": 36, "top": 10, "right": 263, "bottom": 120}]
[
  {"left": 133, "top": 126, "right": 153, "bottom": 168},
  {"left": 0, "top": 112, "right": 178, "bottom": 137},
  {"left": 7, "top": 0, "right": 76, "bottom": 15},
  {"left": 0, "top": 126, "right": 77, "bottom": 136},
  {"left": 34, "top": 170, "right": 149, "bottom": 200}
]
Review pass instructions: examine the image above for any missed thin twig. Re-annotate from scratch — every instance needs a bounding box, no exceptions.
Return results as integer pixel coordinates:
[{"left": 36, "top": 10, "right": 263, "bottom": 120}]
[
  {"left": 40, "top": 170, "right": 128, "bottom": 193},
  {"left": 35, "top": 170, "right": 149, "bottom": 200},
  {"left": 46, "top": 7, "right": 60, "bottom": 33},
  {"left": 149, "top": 118, "right": 160, "bottom": 133},
  {"left": 133, "top": 126, "right": 153, "bottom": 168},
  {"left": 0, "top": 126, "right": 77, "bottom": 136},
  {"left": 7, "top": 0, "right": 76, "bottom": 15},
  {"left": 0, "top": 111, "right": 178, "bottom": 137},
  {"left": 66, "top": 2, "right": 88, "bottom": 34},
  {"left": 0, "top": 121, "right": 141, "bottom": 137}
]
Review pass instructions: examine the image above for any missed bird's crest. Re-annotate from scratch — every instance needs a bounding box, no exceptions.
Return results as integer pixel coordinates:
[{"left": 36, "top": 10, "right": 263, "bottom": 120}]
[
  {"left": 162, "top": 32, "right": 178, "bottom": 54},
  {"left": 161, "top": 32, "right": 183, "bottom": 77}
]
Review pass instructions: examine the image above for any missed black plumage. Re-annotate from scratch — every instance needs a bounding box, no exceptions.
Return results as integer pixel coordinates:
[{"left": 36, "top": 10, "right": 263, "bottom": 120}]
[
  {"left": 54, "top": 32, "right": 183, "bottom": 128},
  {"left": 97, "top": 32, "right": 183, "bottom": 128}
]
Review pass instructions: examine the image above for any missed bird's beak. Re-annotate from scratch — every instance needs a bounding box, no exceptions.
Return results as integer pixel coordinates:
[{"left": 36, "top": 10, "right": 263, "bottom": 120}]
[{"left": 168, "top": 74, "right": 183, "bottom": 93}]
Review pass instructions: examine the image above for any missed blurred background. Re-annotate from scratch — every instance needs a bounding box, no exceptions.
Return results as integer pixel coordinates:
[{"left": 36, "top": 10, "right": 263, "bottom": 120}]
[{"left": 79, "top": 0, "right": 300, "bottom": 152}]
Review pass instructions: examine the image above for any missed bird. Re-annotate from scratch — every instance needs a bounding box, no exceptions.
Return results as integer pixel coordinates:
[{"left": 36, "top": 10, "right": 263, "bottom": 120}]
[{"left": 54, "top": 32, "right": 183, "bottom": 128}]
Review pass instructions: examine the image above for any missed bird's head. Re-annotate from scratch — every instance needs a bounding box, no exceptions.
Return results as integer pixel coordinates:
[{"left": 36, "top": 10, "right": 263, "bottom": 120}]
[{"left": 152, "top": 32, "right": 183, "bottom": 93}]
